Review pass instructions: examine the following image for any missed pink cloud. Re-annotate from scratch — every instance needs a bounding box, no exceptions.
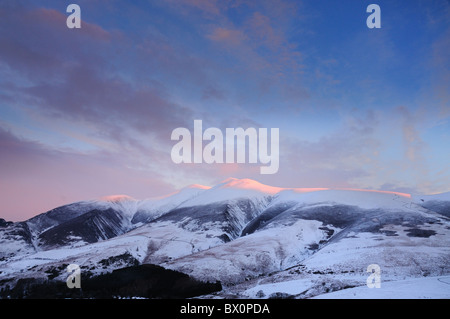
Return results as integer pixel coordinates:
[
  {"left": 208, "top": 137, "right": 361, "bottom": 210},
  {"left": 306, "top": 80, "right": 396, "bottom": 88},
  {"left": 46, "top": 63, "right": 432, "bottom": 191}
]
[
  {"left": 199, "top": 2, "right": 306, "bottom": 100},
  {"left": 207, "top": 27, "right": 247, "bottom": 46},
  {"left": 0, "top": 6, "right": 111, "bottom": 80},
  {"left": 247, "top": 12, "right": 283, "bottom": 48}
]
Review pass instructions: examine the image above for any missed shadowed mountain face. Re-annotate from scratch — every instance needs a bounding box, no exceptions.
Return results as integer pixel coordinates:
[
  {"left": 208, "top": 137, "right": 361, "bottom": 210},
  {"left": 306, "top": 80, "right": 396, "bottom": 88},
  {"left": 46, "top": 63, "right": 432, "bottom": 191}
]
[
  {"left": 38, "top": 208, "right": 129, "bottom": 248},
  {"left": 245, "top": 203, "right": 439, "bottom": 236},
  {"left": 0, "top": 219, "right": 13, "bottom": 227},
  {"left": 0, "top": 221, "right": 34, "bottom": 261},
  {"left": 0, "top": 179, "right": 449, "bottom": 298},
  {"left": 155, "top": 198, "right": 268, "bottom": 241},
  {"left": 26, "top": 201, "right": 100, "bottom": 234},
  {"left": 421, "top": 200, "right": 450, "bottom": 218},
  {"left": 1, "top": 202, "right": 134, "bottom": 256}
]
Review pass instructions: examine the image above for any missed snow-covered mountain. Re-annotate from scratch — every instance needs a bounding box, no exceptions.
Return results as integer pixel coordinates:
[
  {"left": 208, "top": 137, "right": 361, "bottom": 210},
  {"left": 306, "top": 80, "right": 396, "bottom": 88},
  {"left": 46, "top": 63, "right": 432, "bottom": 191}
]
[{"left": 0, "top": 178, "right": 449, "bottom": 299}]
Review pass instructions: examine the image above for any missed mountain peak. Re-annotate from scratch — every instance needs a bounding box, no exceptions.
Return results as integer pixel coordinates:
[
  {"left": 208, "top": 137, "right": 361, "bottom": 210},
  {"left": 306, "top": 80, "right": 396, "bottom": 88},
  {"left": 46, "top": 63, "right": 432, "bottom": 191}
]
[
  {"left": 183, "top": 184, "right": 211, "bottom": 190},
  {"left": 216, "top": 177, "right": 283, "bottom": 195},
  {"left": 99, "top": 195, "right": 136, "bottom": 203}
]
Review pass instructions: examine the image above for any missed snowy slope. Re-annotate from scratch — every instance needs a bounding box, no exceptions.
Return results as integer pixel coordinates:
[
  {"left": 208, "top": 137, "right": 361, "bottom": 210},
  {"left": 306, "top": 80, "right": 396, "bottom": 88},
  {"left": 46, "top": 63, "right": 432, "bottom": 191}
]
[
  {"left": 241, "top": 275, "right": 450, "bottom": 299},
  {"left": 0, "top": 185, "right": 210, "bottom": 260},
  {"left": 313, "top": 276, "right": 450, "bottom": 299},
  {"left": 413, "top": 192, "right": 450, "bottom": 218},
  {"left": 165, "top": 200, "right": 449, "bottom": 285},
  {"left": 164, "top": 218, "right": 336, "bottom": 283},
  {"left": 273, "top": 188, "right": 413, "bottom": 211},
  {"left": 413, "top": 191, "right": 450, "bottom": 202},
  {"left": 131, "top": 185, "right": 209, "bottom": 224},
  {"left": 0, "top": 221, "right": 35, "bottom": 261}
]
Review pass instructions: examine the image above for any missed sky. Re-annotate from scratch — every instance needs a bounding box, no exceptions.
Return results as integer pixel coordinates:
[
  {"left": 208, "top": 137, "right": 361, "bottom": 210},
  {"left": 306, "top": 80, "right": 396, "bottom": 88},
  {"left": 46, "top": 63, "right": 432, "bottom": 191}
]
[{"left": 0, "top": 0, "right": 449, "bottom": 221}]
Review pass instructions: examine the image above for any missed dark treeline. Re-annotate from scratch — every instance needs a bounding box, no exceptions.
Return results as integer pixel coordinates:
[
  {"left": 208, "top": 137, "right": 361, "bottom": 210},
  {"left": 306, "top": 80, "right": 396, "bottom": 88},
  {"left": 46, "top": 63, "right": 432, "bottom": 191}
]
[{"left": 0, "top": 264, "right": 222, "bottom": 299}]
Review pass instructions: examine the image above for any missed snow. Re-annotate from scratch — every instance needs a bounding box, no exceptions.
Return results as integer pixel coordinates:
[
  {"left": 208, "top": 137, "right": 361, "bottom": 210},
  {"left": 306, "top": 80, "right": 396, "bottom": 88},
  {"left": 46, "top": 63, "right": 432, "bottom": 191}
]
[
  {"left": 0, "top": 231, "right": 153, "bottom": 278},
  {"left": 164, "top": 219, "right": 337, "bottom": 284},
  {"left": 313, "top": 276, "right": 450, "bottom": 299},
  {"left": 242, "top": 275, "right": 450, "bottom": 299},
  {"left": 94, "top": 197, "right": 138, "bottom": 219},
  {"left": 99, "top": 195, "right": 135, "bottom": 203},
  {"left": 273, "top": 189, "right": 414, "bottom": 211},
  {"left": 75, "top": 185, "right": 208, "bottom": 222},
  {"left": 244, "top": 278, "right": 315, "bottom": 298},
  {"left": 137, "top": 185, "right": 208, "bottom": 215},
  {"left": 178, "top": 178, "right": 276, "bottom": 208},
  {"left": 412, "top": 191, "right": 450, "bottom": 203},
  {"left": 130, "top": 220, "right": 225, "bottom": 262},
  {"left": 218, "top": 178, "right": 283, "bottom": 195}
]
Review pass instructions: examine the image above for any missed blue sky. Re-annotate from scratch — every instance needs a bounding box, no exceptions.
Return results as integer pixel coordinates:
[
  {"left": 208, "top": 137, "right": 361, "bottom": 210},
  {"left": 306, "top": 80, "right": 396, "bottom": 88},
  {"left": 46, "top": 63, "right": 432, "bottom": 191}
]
[{"left": 0, "top": 0, "right": 449, "bottom": 221}]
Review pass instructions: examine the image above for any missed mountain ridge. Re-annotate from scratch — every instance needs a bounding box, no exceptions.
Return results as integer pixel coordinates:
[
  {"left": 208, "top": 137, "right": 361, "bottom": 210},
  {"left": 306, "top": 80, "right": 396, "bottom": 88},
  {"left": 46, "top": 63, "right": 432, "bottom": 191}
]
[{"left": 0, "top": 178, "right": 449, "bottom": 298}]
